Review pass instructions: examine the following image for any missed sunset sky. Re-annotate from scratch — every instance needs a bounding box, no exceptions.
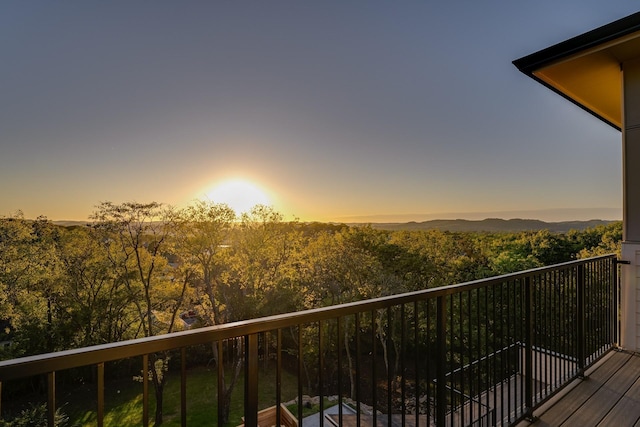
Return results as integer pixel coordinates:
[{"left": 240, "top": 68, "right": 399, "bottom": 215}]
[{"left": 1, "top": 2, "right": 635, "bottom": 222}]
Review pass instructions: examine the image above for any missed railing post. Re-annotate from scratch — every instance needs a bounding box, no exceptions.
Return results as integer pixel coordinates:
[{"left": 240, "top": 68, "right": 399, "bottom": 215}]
[
  {"left": 244, "top": 334, "right": 259, "bottom": 426},
  {"left": 524, "top": 276, "right": 535, "bottom": 421},
  {"left": 613, "top": 258, "right": 624, "bottom": 347},
  {"left": 577, "top": 264, "right": 586, "bottom": 377},
  {"left": 142, "top": 354, "right": 149, "bottom": 427},
  {"left": 180, "top": 348, "right": 187, "bottom": 427},
  {"left": 276, "top": 329, "right": 282, "bottom": 427},
  {"left": 48, "top": 372, "right": 55, "bottom": 427},
  {"left": 436, "top": 295, "right": 447, "bottom": 427},
  {"left": 97, "top": 363, "right": 104, "bottom": 427},
  {"left": 217, "top": 340, "right": 224, "bottom": 427},
  {"left": 297, "top": 326, "right": 303, "bottom": 423}
]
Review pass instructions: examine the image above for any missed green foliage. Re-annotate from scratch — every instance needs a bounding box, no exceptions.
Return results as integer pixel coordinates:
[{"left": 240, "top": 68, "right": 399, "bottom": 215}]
[
  {"left": 0, "top": 403, "right": 70, "bottom": 427},
  {"left": 0, "top": 208, "right": 622, "bottom": 362},
  {"left": 0, "top": 208, "right": 620, "bottom": 359},
  {"left": 0, "top": 203, "right": 623, "bottom": 425}
]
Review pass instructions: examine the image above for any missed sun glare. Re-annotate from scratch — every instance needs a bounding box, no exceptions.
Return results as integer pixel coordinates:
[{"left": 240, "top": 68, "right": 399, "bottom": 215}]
[{"left": 205, "top": 179, "right": 271, "bottom": 215}]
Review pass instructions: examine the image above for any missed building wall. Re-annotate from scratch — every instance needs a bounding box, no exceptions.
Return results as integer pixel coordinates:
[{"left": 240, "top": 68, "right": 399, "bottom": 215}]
[{"left": 621, "top": 242, "right": 640, "bottom": 351}]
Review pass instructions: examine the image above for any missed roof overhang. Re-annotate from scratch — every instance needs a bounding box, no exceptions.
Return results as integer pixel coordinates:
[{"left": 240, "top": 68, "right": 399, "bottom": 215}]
[{"left": 513, "top": 12, "right": 640, "bottom": 131}]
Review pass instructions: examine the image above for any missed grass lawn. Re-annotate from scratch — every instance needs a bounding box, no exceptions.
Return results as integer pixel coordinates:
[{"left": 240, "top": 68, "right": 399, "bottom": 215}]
[{"left": 64, "top": 364, "right": 301, "bottom": 426}]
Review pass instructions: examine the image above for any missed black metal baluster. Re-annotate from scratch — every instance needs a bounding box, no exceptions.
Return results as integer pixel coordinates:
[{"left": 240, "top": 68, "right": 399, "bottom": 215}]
[
  {"left": 562, "top": 268, "right": 569, "bottom": 383},
  {"left": 181, "top": 348, "right": 186, "bottom": 427},
  {"left": 143, "top": 354, "right": 149, "bottom": 427},
  {"left": 355, "top": 314, "right": 361, "bottom": 426},
  {"left": 387, "top": 306, "right": 393, "bottom": 427},
  {"left": 590, "top": 261, "right": 595, "bottom": 356},
  {"left": 217, "top": 341, "right": 224, "bottom": 426},
  {"left": 499, "top": 281, "right": 505, "bottom": 425},
  {"left": 524, "top": 275, "right": 534, "bottom": 421},
  {"left": 338, "top": 317, "right": 343, "bottom": 424},
  {"left": 554, "top": 270, "right": 559, "bottom": 386},
  {"left": 543, "top": 272, "right": 549, "bottom": 397},
  {"left": 613, "top": 257, "right": 619, "bottom": 346},
  {"left": 245, "top": 334, "right": 259, "bottom": 426},
  {"left": 436, "top": 296, "right": 446, "bottom": 427},
  {"left": 426, "top": 299, "right": 432, "bottom": 424},
  {"left": 599, "top": 259, "right": 604, "bottom": 348},
  {"left": 298, "top": 326, "right": 303, "bottom": 424},
  {"left": 478, "top": 286, "right": 483, "bottom": 424},
  {"left": 467, "top": 289, "right": 481, "bottom": 422},
  {"left": 277, "top": 330, "right": 282, "bottom": 427},
  {"left": 492, "top": 284, "right": 498, "bottom": 423},
  {"left": 450, "top": 296, "right": 455, "bottom": 427},
  {"left": 577, "top": 264, "right": 585, "bottom": 377},
  {"left": 601, "top": 259, "right": 606, "bottom": 352},
  {"left": 414, "top": 301, "right": 419, "bottom": 427},
  {"left": 589, "top": 262, "right": 593, "bottom": 357},
  {"left": 319, "top": 321, "right": 324, "bottom": 425},
  {"left": 48, "top": 372, "right": 55, "bottom": 427},
  {"left": 555, "top": 269, "right": 561, "bottom": 386},
  {"left": 372, "top": 309, "right": 378, "bottom": 427},
  {"left": 593, "top": 261, "right": 597, "bottom": 358},
  {"left": 532, "top": 275, "right": 538, "bottom": 401},
  {"left": 590, "top": 262, "right": 595, "bottom": 358},
  {"left": 506, "top": 280, "right": 512, "bottom": 423},
  {"left": 401, "top": 304, "right": 406, "bottom": 426},
  {"left": 484, "top": 285, "right": 490, "bottom": 424},
  {"left": 97, "top": 363, "right": 104, "bottom": 427},
  {"left": 459, "top": 292, "right": 465, "bottom": 427}
]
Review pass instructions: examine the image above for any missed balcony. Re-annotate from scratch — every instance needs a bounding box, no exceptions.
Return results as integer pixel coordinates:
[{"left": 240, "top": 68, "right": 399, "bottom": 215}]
[{"left": 0, "top": 255, "right": 620, "bottom": 426}]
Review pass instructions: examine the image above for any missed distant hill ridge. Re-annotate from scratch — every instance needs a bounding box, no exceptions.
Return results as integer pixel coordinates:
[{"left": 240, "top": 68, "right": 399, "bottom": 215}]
[
  {"left": 53, "top": 218, "right": 617, "bottom": 233},
  {"left": 354, "top": 218, "right": 616, "bottom": 233}
]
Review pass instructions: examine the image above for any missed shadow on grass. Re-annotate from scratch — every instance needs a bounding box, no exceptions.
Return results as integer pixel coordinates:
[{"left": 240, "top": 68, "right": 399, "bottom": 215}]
[{"left": 64, "top": 364, "right": 300, "bottom": 426}]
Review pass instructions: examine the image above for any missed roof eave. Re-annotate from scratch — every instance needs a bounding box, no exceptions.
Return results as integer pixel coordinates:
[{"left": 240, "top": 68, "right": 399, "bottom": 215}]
[
  {"left": 513, "top": 11, "right": 640, "bottom": 131},
  {"left": 513, "top": 11, "right": 640, "bottom": 75}
]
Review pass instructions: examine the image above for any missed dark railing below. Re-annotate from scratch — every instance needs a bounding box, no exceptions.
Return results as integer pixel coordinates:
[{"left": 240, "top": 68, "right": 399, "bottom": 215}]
[{"left": 0, "top": 255, "right": 618, "bottom": 426}]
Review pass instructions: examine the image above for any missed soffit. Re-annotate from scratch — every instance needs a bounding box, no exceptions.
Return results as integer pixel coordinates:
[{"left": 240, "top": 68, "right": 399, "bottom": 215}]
[{"left": 514, "top": 13, "right": 640, "bottom": 131}]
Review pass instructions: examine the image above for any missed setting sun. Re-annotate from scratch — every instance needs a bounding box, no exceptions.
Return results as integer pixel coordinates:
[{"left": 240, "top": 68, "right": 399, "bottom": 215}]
[{"left": 205, "top": 179, "right": 271, "bottom": 215}]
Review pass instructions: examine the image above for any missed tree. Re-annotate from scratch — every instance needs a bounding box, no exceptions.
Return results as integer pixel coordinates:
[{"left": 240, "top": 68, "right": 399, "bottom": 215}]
[
  {"left": 232, "top": 205, "right": 301, "bottom": 319},
  {"left": 56, "top": 227, "right": 136, "bottom": 346},
  {"left": 173, "top": 200, "right": 236, "bottom": 327},
  {"left": 172, "top": 200, "right": 240, "bottom": 424},
  {"left": 0, "top": 215, "right": 68, "bottom": 358},
  {"left": 90, "top": 202, "right": 186, "bottom": 426},
  {"left": 0, "top": 214, "right": 38, "bottom": 358},
  {"left": 299, "top": 226, "right": 386, "bottom": 398}
]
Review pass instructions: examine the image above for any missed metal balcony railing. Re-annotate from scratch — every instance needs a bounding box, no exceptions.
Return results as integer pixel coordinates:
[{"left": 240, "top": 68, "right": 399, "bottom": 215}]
[{"left": 0, "top": 255, "right": 618, "bottom": 426}]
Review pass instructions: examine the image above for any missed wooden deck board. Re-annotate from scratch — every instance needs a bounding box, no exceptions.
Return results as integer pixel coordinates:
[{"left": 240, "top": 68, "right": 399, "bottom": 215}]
[
  {"left": 561, "top": 353, "right": 640, "bottom": 426},
  {"left": 532, "top": 351, "right": 633, "bottom": 426},
  {"left": 599, "top": 375, "right": 640, "bottom": 426}
]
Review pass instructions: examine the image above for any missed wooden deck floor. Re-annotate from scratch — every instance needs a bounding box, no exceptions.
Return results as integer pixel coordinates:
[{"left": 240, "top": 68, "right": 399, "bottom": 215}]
[{"left": 524, "top": 350, "right": 640, "bottom": 427}]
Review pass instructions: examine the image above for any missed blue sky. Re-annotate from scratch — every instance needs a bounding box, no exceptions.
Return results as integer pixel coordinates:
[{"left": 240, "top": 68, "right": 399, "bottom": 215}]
[{"left": 0, "top": 2, "right": 635, "bottom": 222}]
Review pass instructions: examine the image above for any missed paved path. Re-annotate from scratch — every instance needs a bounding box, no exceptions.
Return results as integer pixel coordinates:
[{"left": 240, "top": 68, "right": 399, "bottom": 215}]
[{"left": 301, "top": 403, "right": 356, "bottom": 427}]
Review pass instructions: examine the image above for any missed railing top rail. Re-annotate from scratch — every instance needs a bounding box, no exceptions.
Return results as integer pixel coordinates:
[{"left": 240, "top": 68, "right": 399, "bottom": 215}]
[{"left": 0, "top": 254, "right": 616, "bottom": 381}]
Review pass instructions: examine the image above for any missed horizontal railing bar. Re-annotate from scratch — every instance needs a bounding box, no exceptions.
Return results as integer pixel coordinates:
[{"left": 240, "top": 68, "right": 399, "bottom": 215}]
[
  {"left": 0, "top": 255, "right": 616, "bottom": 381},
  {"left": 444, "top": 343, "right": 520, "bottom": 377}
]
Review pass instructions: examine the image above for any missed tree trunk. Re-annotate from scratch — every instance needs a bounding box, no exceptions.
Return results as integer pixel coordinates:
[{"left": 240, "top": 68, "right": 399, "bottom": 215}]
[
  {"left": 344, "top": 317, "right": 355, "bottom": 399},
  {"left": 150, "top": 355, "right": 165, "bottom": 426},
  {"left": 214, "top": 339, "right": 244, "bottom": 425},
  {"left": 220, "top": 390, "right": 232, "bottom": 425},
  {"left": 155, "top": 384, "right": 164, "bottom": 426}
]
